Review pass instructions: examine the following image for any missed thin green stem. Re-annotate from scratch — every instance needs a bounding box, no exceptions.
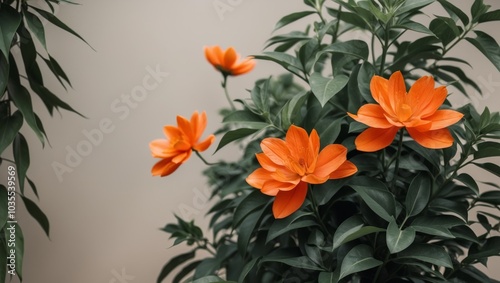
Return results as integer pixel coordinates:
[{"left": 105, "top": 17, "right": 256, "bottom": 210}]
[
  {"left": 308, "top": 186, "right": 330, "bottom": 236},
  {"left": 221, "top": 75, "right": 236, "bottom": 111},
  {"left": 378, "top": 26, "right": 389, "bottom": 75},
  {"left": 390, "top": 129, "right": 404, "bottom": 191},
  {"left": 194, "top": 150, "right": 217, "bottom": 166}
]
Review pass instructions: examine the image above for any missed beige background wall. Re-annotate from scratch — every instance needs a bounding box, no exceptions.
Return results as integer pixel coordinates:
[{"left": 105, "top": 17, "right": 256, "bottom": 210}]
[{"left": 6, "top": 0, "right": 500, "bottom": 282}]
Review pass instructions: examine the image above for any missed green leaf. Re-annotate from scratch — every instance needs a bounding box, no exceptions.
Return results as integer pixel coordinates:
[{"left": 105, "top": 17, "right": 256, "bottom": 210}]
[
  {"left": 30, "top": 6, "right": 93, "bottom": 49},
  {"left": 0, "top": 111, "right": 23, "bottom": 154},
  {"left": 24, "top": 10, "right": 47, "bottom": 50},
  {"left": 437, "top": 0, "right": 470, "bottom": 26},
  {"left": 321, "top": 40, "right": 369, "bottom": 61},
  {"left": 0, "top": 4, "right": 21, "bottom": 61},
  {"left": 238, "top": 209, "right": 264, "bottom": 256},
  {"left": 13, "top": 133, "right": 29, "bottom": 193},
  {"left": 332, "top": 215, "right": 384, "bottom": 251},
  {"left": 394, "top": 21, "right": 434, "bottom": 35},
  {"left": 222, "top": 110, "right": 266, "bottom": 128},
  {"left": 471, "top": 0, "right": 489, "bottom": 22},
  {"left": 42, "top": 55, "right": 72, "bottom": 89},
  {"left": 0, "top": 51, "right": 8, "bottom": 95},
  {"left": 395, "top": 0, "right": 435, "bottom": 16},
  {"left": 477, "top": 191, "right": 500, "bottom": 206},
  {"left": 429, "top": 17, "right": 460, "bottom": 47},
  {"left": 405, "top": 173, "right": 431, "bottom": 217},
  {"left": 349, "top": 176, "right": 396, "bottom": 222},
  {"left": 0, "top": 185, "right": 7, "bottom": 229},
  {"left": 474, "top": 162, "right": 500, "bottom": 178},
  {"left": 20, "top": 196, "right": 50, "bottom": 237},
  {"left": 7, "top": 59, "right": 45, "bottom": 145},
  {"left": 310, "top": 73, "right": 349, "bottom": 107},
  {"left": 466, "top": 31, "right": 500, "bottom": 71},
  {"left": 339, "top": 244, "right": 382, "bottom": 279},
  {"left": 253, "top": 52, "right": 303, "bottom": 77},
  {"left": 267, "top": 211, "right": 316, "bottom": 243},
  {"left": 251, "top": 78, "right": 271, "bottom": 114},
  {"left": 233, "top": 190, "right": 270, "bottom": 228},
  {"left": 411, "top": 215, "right": 464, "bottom": 238},
  {"left": 214, "top": 128, "right": 259, "bottom": 153},
  {"left": 192, "top": 275, "right": 231, "bottom": 283},
  {"left": 172, "top": 260, "right": 202, "bottom": 283},
  {"left": 315, "top": 117, "right": 342, "bottom": 148},
  {"left": 238, "top": 257, "right": 259, "bottom": 283},
  {"left": 261, "top": 255, "right": 323, "bottom": 271},
  {"left": 398, "top": 244, "right": 453, "bottom": 268},
  {"left": 478, "top": 9, "right": 500, "bottom": 23},
  {"left": 318, "top": 271, "right": 340, "bottom": 283},
  {"left": 387, "top": 219, "right": 416, "bottom": 254},
  {"left": 474, "top": 141, "right": 500, "bottom": 159},
  {"left": 157, "top": 250, "right": 196, "bottom": 283},
  {"left": 464, "top": 236, "right": 500, "bottom": 264},
  {"left": 280, "top": 90, "right": 308, "bottom": 129},
  {"left": 274, "top": 11, "right": 316, "bottom": 31}
]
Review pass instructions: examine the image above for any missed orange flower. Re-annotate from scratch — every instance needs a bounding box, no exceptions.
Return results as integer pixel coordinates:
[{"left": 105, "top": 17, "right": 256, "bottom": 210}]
[
  {"left": 150, "top": 111, "right": 215, "bottom": 177},
  {"left": 246, "top": 125, "right": 357, "bottom": 219},
  {"left": 348, "top": 71, "right": 463, "bottom": 152},
  {"left": 204, "top": 46, "right": 255, "bottom": 76}
]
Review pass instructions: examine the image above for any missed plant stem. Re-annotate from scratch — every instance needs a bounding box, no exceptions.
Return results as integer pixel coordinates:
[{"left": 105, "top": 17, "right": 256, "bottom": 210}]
[
  {"left": 390, "top": 128, "right": 404, "bottom": 191},
  {"left": 221, "top": 75, "right": 236, "bottom": 111},
  {"left": 308, "top": 186, "right": 330, "bottom": 236},
  {"left": 194, "top": 150, "right": 217, "bottom": 166}
]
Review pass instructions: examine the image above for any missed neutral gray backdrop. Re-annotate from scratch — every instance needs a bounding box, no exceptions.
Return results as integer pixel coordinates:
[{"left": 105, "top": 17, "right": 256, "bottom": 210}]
[{"left": 7, "top": 0, "right": 500, "bottom": 282}]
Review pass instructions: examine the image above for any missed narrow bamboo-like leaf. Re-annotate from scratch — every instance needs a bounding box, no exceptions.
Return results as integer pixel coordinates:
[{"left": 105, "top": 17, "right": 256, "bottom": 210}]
[
  {"left": 238, "top": 209, "right": 263, "bottom": 256},
  {"left": 30, "top": 6, "right": 93, "bottom": 49},
  {"left": 156, "top": 250, "right": 196, "bottom": 283},
  {"left": 20, "top": 196, "right": 50, "bottom": 237},
  {"left": 238, "top": 257, "right": 260, "bottom": 283},
  {"left": 274, "top": 11, "right": 316, "bottom": 31},
  {"left": 24, "top": 10, "right": 47, "bottom": 50},
  {"left": 172, "top": 260, "right": 201, "bottom": 283},
  {"left": 253, "top": 52, "right": 303, "bottom": 76},
  {"left": 42, "top": 55, "right": 72, "bottom": 89},
  {"left": 0, "top": 111, "right": 23, "bottom": 154},
  {"left": 466, "top": 31, "right": 500, "bottom": 71},
  {"left": 398, "top": 244, "right": 453, "bottom": 268},
  {"left": 477, "top": 191, "right": 500, "bottom": 206},
  {"left": 0, "top": 5, "right": 21, "bottom": 61},
  {"left": 474, "top": 141, "right": 500, "bottom": 159},
  {"left": 429, "top": 17, "right": 460, "bottom": 47},
  {"left": 405, "top": 173, "right": 431, "bottom": 217},
  {"left": 339, "top": 244, "right": 382, "bottom": 279},
  {"left": 395, "top": 0, "right": 434, "bottom": 16},
  {"left": 214, "top": 128, "right": 259, "bottom": 153},
  {"left": 387, "top": 219, "right": 416, "bottom": 254},
  {"left": 13, "top": 133, "right": 29, "bottom": 193},
  {"left": 464, "top": 236, "right": 500, "bottom": 264},
  {"left": 310, "top": 73, "right": 349, "bottom": 107},
  {"left": 474, "top": 162, "right": 500, "bottom": 178}
]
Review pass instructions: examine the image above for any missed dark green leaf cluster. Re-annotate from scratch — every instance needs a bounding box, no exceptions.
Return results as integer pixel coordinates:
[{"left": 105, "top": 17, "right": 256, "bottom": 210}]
[
  {"left": 158, "top": 0, "right": 500, "bottom": 282},
  {"left": 0, "top": 1, "right": 86, "bottom": 282}
]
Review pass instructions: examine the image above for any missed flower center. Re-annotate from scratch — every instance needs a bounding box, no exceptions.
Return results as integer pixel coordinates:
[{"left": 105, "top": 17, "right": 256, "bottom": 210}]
[{"left": 397, "top": 103, "right": 413, "bottom": 122}]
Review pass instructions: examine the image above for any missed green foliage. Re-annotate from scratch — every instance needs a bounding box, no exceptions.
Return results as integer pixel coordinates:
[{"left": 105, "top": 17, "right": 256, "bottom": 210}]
[
  {"left": 158, "top": 0, "right": 500, "bottom": 282},
  {"left": 0, "top": 1, "right": 86, "bottom": 282}
]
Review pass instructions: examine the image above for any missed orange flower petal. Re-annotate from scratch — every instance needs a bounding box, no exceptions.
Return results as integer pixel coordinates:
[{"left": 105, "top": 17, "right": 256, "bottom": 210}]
[
  {"left": 370, "top": 75, "right": 397, "bottom": 118},
  {"left": 224, "top": 47, "right": 238, "bottom": 69},
  {"left": 271, "top": 168, "right": 301, "bottom": 185},
  {"left": 149, "top": 139, "right": 171, "bottom": 158},
  {"left": 387, "top": 71, "right": 407, "bottom": 115},
  {"left": 190, "top": 111, "right": 204, "bottom": 142},
  {"left": 263, "top": 180, "right": 297, "bottom": 195},
  {"left": 355, "top": 127, "right": 400, "bottom": 152},
  {"left": 256, "top": 153, "right": 279, "bottom": 172},
  {"left": 231, "top": 59, "right": 255, "bottom": 76},
  {"left": 204, "top": 46, "right": 221, "bottom": 68},
  {"left": 177, "top": 115, "right": 194, "bottom": 143},
  {"left": 285, "top": 125, "right": 310, "bottom": 162},
  {"left": 406, "top": 75, "right": 436, "bottom": 115},
  {"left": 261, "top": 138, "right": 289, "bottom": 166},
  {"left": 272, "top": 181, "right": 308, "bottom": 219},
  {"left": 151, "top": 158, "right": 182, "bottom": 177},
  {"left": 407, "top": 127, "right": 454, "bottom": 149},
  {"left": 301, "top": 173, "right": 329, "bottom": 184},
  {"left": 314, "top": 144, "right": 348, "bottom": 178},
  {"left": 193, "top": 134, "right": 215, "bottom": 152},
  {"left": 246, "top": 168, "right": 274, "bottom": 190},
  {"left": 163, "top": 125, "right": 182, "bottom": 140},
  {"left": 329, "top": 160, "right": 358, "bottom": 179},
  {"left": 171, "top": 150, "right": 192, "bottom": 164},
  {"left": 348, "top": 104, "right": 395, "bottom": 128},
  {"left": 425, "top": 109, "right": 463, "bottom": 130}
]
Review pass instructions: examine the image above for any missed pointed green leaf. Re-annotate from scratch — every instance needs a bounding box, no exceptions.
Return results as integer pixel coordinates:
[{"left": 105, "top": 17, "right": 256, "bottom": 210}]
[
  {"left": 321, "top": 40, "right": 369, "bottom": 61},
  {"left": 395, "top": 0, "right": 435, "bottom": 16},
  {"left": 172, "top": 260, "right": 202, "bottom": 283},
  {"left": 20, "top": 196, "right": 50, "bottom": 237},
  {"left": 318, "top": 271, "right": 340, "bottom": 283},
  {"left": 394, "top": 21, "right": 434, "bottom": 35},
  {"left": 474, "top": 141, "right": 500, "bottom": 159},
  {"left": 332, "top": 215, "right": 384, "bottom": 251},
  {"left": 310, "top": 73, "right": 349, "bottom": 107},
  {"left": 398, "top": 244, "right": 453, "bottom": 268},
  {"left": 24, "top": 10, "right": 47, "bottom": 50},
  {"left": 157, "top": 250, "right": 196, "bottom": 283},
  {"left": 261, "top": 255, "right": 323, "bottom": 271},
  {"left": 13, "top": 133, "right": 29, "bottom": 193},
  {"left": 0, "top": 5, "right": 21, "bottom": 61},
  {"left": 339, "top": 244, "right": 382, "bottom": 279},
  {"left": 267, "top": 212, "right": 316, "bottom": 243},
  {"left": 478, "top": 9, "right": 500, "bottom": 23},
  {"left": 405, "top": 173, "right": 431, "bottom": 217},
  {"left": 349, "top": 176, "right": 396, "bottom": 222},
  {"left": 466, "top": 31, "right": 500, "bottom": 71},
  {"left": 464, "top": 236, "right": 500, "bottom": 264},
  {"left": 238, "top": 257, "right": 260, "bottom": 283},
  {"left": 437, "top": 0, "right": 470, "bottom": 26},
  {"left": 233, "top": 190, "right": 270, "bottom": 228},
  {"left": 214, "top": 128, "right": 259, "bottom": 153},
  {"left": 0, "top": 51, "right": 8, "bottom": 95},
  {"left": 0, "top": 111, "right": 23, "bottom": 154},
  {"left": 411, "top": 215, "right": 464, "bottom": 238},
  {"left": 274, "top": 11, "right": 316, "bottom": 31},
  {"left": 280, "top": 90, "right": 308, "bottom": 128},
  {"left": 387, "top": 219, "right": 416, "bottom": 254},
  {"left": 0, "top": 185, "right": 7, "bottom": 229},
  {"left": 474, "top": 162, "right": 500, "bottom": 178}
]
